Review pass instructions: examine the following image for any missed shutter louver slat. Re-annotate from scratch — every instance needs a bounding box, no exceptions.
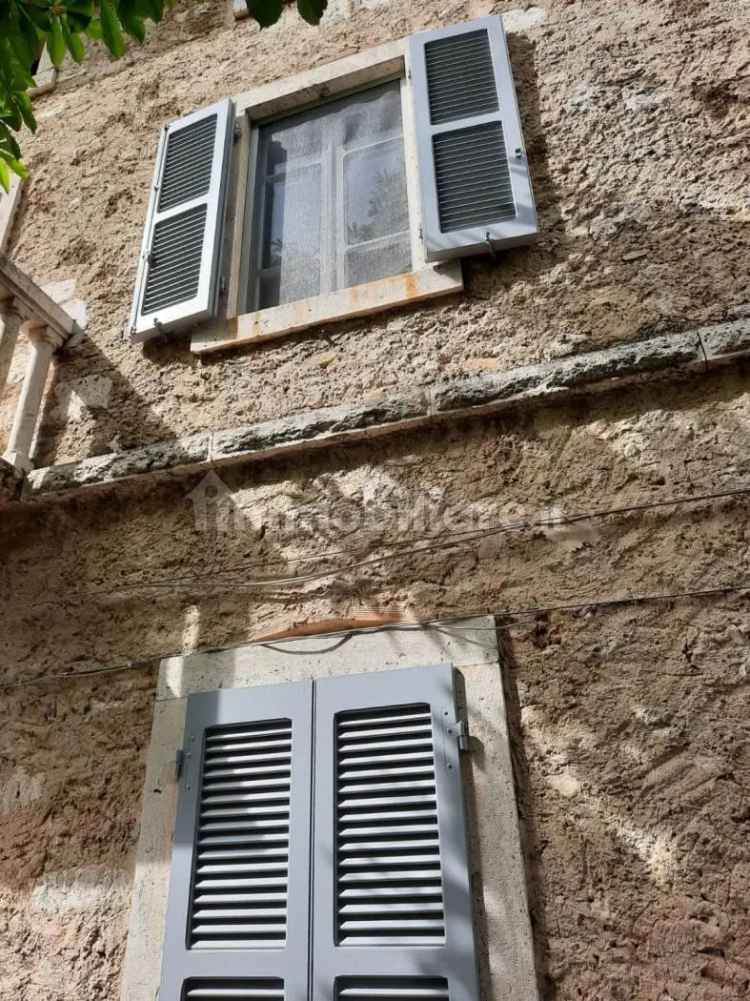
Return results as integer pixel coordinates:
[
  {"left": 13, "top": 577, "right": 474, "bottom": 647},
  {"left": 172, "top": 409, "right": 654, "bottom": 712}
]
[
  {"left": 158, "top": 115, "right": 218, "bottom": 210},
  {"left": 409, "top": 16, "right": 537, "bottom": 261},
  {"left": 159, "top": 684, "right": 311, "bottom": 1001},
  {"left": 314, "top": 664, "right": 480, "bottom": 1001},
  {"left": 424, "top": 30, "right": 498, "bottom": 124},
  {"left": 184, "top": 979, "right": 285, "bottom": 1000},
  {"left": 189, "top": 719, "right": 291, "bottom": 950},
  {"left": 130, "top": 99, "right": 234, "bottom": 341},
  {"left": 337, "top": 979, "right": 449, "bottom": 1001},
  {"left": 142, "top": 205, "right": 208, "bottom": 314},
  {"left": 434, "top": 123, "right": 514, "bottom": 231}
]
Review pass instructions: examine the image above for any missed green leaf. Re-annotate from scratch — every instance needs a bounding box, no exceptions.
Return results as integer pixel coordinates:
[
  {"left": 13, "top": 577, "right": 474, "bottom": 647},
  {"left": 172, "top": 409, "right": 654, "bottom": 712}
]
[
  {"left": 4, "top": 17, "right": 34, "bottom": 71},
  {"left": 118, "top": 0, "right": 146, "bottom": 42},
  {"left": 0, "top": 38, "right": 35, "bottom": 90},
  {"left": 22, "top": 5, "right": 52, "bottom": 33},
  {"left": 7, "top": 156, "right": 28, "bottom": 181},
  {"left": 65, "top": 0, "right": 96, "bottom": 15},
  {"left": 15, "top": 91, "right": 36, "bottom": 132},
  {"left": 64, "top": 0, "right": 95, "bottom": 32},
  {"left": 0, "top": 156, "right": 10, "bottom": 194},
  {"left": 0, "top": 104, "right": 22, "bottom": 131},
  {"left": 86, "top": 17, "right": 103, "bottom": 39},
  {"left": 99, "top": 0, "right": 126, "bottom": 57},
  {"left": 297, "top": 0, "right": 327, "bottom": 25},
  {"left": 132, "top": 0, "right": 164, "bottom": 22},
  {"left": 66, "top": 10, "right": 93, "bottom": 33},
  {"left": 245, "top": 0, "right": 284, "bottom": 28},
  {"left": 0, "top": 122, "right": 22, "bottom": 161},
  {"left": 61, "top": 16, "right": 86, "bottom": 63},
  {"left": 49, "top": 16, "right": 67, "bottom": 67},
  {"left": 18, "top": 13, "right": 43, "bottom": 69}
]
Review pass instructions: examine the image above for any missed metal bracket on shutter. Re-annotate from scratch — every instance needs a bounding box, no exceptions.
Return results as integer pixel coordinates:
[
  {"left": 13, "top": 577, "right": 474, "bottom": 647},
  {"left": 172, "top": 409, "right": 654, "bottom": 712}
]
[
  {"left": 456, "top": 718, "right": 471, "bottom": 752},
  {"left": 175, "top": 748, "right": 185, "bottom": 781}
]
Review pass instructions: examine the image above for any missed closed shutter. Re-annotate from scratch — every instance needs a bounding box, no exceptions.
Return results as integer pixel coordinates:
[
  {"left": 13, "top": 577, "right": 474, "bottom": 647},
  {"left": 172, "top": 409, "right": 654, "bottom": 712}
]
[
  {"left": 129, "top": 99, "right": 234, "bottom": 342},
  {"left": 159, "top": 682, "right": 312, "bottom": 1001},
  {"left": 408, "top": 16, "right": 537, "bottom": 262},
  {"left": 312, "top": 664, "right": 479, "bottom": 1001}
]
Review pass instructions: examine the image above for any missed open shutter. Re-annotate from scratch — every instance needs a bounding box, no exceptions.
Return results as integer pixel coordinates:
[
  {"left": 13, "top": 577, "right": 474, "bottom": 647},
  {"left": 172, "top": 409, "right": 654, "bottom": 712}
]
[
  {"left": 408, "top": 16, "right": 537, "bottom": 262},
  {"left": 130, "top": 99, "right": 234, "bottom": 342},
  {"left": 313, "top": 664, "right": 479, "bottom": 1001},
  {"left": 159, "top": 682, "right": 312, "bottom": 1001}
]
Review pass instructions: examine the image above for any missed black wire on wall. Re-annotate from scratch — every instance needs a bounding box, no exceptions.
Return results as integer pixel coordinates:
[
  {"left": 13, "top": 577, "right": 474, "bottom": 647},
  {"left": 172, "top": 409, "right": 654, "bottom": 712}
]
[{"left": 1, "top": 577, "right": 748, "bottom": 692}]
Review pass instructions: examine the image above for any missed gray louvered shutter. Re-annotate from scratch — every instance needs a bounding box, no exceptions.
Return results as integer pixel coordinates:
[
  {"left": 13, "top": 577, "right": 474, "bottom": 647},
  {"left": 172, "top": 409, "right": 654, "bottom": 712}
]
[
  {"left": 312, "top": 664, "right": 479, "bottom": 1001},
  {"left": 159, "top": 682, "right": 312, "bottom": 1001},
  {"left": 408, "top": 16, "right": 537, "bottom": 262},
  {"left": 130, "top": 99, "right": 234, "bottom": 342}
]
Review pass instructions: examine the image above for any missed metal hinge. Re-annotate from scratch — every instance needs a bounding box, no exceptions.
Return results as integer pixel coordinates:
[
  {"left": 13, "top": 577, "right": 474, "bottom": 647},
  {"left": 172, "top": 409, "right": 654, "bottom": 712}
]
[
  {"left": 175, "top": 748, "right": 185, "bottom": 780},
  {"left": 456, "top": 719, "right": 471, "bottom": 752}
]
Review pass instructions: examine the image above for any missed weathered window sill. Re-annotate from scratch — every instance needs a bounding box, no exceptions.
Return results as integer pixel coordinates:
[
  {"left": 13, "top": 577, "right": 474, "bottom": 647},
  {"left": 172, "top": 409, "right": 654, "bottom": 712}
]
[{"left": 190, "top": 263, "right": 463, "bottom": 354}]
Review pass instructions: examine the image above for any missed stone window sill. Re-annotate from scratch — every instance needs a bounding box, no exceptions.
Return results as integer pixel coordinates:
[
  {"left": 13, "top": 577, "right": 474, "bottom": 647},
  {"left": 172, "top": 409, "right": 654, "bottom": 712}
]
[{"left": 190, "top": 262, "right": 463, "bottom": 355}]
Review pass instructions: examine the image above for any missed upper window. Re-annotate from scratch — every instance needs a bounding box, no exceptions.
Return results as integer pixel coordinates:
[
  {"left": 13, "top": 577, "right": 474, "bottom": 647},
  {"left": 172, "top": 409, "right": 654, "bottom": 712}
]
[
  {"left": 248, "top": 81, "right": 411, "bottom": 311},
  {"left": 129, "top": 16, "right": 538, "bottom": 351}
]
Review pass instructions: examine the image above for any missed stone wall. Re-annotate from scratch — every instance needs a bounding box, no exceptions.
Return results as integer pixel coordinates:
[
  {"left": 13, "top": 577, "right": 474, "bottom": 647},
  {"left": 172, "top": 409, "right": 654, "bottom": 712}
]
[
  {"left": 0, "top": 0, "right": 749, "bottom": 999},
  {"left": 0, "top": 668, "right": 155, "bottom": 999},
  {"left": 3, "top": 366, "right": 750, "bottom": 998},
  {"left": 2, "top": 0, "right": 747, "bottom": 466}
]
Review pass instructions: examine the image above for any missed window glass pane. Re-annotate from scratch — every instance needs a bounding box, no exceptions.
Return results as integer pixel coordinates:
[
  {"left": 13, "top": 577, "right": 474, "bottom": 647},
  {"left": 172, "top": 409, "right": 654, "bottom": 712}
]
[
  {"left": 344, "top": 138, "right": 409, "bottom": 247},
  {"left": 341, "top": 81, "right": 403, "bottom": 147},
  {"left": 346, "top": 233, "right": 412, "bottom": 288},
  {"left": 259, "top": 165, "right": 322, "bottom": 307},
  {"left": 248, "top": 80, "right": 412, "bottom": 311}
]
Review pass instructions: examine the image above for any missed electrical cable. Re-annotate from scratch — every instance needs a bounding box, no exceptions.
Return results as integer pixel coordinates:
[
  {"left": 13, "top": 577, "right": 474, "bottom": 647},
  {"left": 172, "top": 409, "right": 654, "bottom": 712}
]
[
  {"left": 9, "top": 480, "right": 750, "bottom": 605},
  {"left": 2, "top": 577, "right": 748, "bottom": 692}
]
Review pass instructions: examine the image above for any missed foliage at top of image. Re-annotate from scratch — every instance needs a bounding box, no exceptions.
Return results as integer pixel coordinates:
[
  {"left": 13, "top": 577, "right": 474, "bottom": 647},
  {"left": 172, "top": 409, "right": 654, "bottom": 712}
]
[{"left": 0, "top": 0, "right": 327, "bottom": 191}]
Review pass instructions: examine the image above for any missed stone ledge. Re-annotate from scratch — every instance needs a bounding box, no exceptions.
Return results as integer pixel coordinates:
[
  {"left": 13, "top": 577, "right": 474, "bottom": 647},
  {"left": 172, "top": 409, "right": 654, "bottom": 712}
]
[
  {"left": 430, "top": 331, "right": 704, "bottom": 414},
  {"left": 15, "top": 321, "right": 750, "bottom": 503},
  {"left": 212, "top": 393, "right": 429, "bottom": 463},
  {"left": 26, "top": 434, "right": 211, "bottom": 496},
  {"left": 699, "top": 319, "right": 750, "bottom": 365}
]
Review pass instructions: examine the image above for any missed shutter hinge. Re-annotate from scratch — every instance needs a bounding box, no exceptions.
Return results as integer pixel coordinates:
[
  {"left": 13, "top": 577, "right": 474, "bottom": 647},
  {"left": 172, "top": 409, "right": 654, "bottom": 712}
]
[
  {"left": 484, "top": 232, "right": 497, "bottom": 262},
  {"left": 456, "top": 719, "right": 471, "bottom": 752},
  {"left": 233, "top": 122, "right": 242, "bottom": 142},
  {"left": 175, "top": 748, "right": 185, "bottom": 780}
]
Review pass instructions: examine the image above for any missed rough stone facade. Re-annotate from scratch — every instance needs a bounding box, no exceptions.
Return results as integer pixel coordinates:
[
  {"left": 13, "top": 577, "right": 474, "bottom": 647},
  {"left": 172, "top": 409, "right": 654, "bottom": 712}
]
[{"left": 1, "top": 1, "right": 749, "bottom": 1000}]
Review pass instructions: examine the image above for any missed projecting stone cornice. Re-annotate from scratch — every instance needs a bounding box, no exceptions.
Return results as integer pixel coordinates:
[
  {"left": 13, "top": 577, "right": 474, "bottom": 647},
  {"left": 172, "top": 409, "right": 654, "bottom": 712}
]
[{"left": 10, "top": 317, "right": 750, "bottom": 505}]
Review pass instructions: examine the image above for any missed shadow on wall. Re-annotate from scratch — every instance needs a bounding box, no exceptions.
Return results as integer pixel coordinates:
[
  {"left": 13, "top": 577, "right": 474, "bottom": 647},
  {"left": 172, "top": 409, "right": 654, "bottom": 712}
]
[
  {"left": 16, "top": 32, "right": 563, "bottom": 463},
  {"left": 18, "top": 23, "right": 750, "bottom": 464},
  {"left": 0, "top": 665, "right": 157, "bottom": 1000},
  {"left": 30, "top": 327, "right": 198, "bottom": 465}
]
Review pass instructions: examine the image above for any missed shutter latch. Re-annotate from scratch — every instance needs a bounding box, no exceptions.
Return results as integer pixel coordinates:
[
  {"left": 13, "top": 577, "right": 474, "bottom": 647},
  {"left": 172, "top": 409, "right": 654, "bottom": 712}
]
[
  {"left": 456, "top": 719, "right": 471, "bottom": 753},
  {"left": 175, "top": 748, "right": 185, "bottom": 780}
]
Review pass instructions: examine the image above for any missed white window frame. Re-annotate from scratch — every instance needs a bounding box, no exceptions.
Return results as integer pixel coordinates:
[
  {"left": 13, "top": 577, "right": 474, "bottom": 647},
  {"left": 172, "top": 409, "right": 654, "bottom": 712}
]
[{"left": 190, "top": 39, "right": 463, "bottom": 356}]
